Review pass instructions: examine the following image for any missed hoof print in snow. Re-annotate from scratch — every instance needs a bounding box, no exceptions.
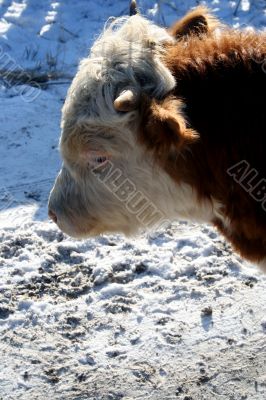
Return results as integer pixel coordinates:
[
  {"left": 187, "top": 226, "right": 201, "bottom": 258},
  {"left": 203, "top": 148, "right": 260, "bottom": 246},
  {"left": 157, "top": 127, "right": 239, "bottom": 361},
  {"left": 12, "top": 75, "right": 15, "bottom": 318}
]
[
  {"left": 201, "top": 306, "right": 213, "bottom": 317},
  {"left": 134, "top": 262, "right": 148, "bottom": 274},
  {"left": 201, "top": 306, "right": 213, "bottom": 331},
  {"left": 0, "top": 306, "right": 13, "bottom": 319},
  {"left": 44, "top": 368, "right": 60, "bottom": 384},
  {"left": 24, "top": 191, "right": 41, "bottom": 201}
]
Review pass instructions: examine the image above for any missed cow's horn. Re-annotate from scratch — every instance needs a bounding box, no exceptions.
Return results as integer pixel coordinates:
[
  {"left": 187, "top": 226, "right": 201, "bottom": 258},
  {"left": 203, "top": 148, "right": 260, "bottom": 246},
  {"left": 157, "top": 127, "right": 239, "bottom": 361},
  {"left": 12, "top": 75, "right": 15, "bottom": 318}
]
[
  {"left": 130, "top": 0, "right": 138, "bottom": 16},
  {"left": 114, "top": 88, "right": 140, "bottom": 112}
]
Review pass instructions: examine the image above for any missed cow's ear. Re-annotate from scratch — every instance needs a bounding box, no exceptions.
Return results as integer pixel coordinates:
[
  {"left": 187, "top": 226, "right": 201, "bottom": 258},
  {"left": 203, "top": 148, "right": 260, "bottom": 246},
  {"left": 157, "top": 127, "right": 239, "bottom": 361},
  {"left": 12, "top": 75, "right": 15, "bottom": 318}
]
[
  {"left": 168, "top": 6, "right": 220, "bottom": 39},
  {"left": 139, "top": 97, "right": 198, "bottom": 159}
]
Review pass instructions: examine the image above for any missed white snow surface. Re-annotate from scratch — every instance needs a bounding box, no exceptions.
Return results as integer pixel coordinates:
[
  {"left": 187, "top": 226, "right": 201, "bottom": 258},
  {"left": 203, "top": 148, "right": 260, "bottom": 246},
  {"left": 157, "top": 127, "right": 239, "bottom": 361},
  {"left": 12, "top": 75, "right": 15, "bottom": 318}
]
[{"left": 0, "top": 1, "right": 266, "bottom": 399}]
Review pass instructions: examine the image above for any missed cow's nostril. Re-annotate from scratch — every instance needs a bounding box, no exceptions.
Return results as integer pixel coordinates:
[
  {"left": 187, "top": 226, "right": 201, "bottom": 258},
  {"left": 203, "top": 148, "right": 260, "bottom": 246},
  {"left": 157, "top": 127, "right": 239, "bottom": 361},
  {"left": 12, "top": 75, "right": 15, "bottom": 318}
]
[{"left": 48, "top": 209, "right": 58, "bottom": 224}]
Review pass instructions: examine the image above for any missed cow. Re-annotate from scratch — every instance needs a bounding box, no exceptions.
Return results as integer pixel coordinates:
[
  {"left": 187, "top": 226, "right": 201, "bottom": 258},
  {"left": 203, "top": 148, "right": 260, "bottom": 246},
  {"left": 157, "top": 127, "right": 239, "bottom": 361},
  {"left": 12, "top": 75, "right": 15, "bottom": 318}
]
[{"left": 48, "top": 4, "right": 266, "bottom": 270}]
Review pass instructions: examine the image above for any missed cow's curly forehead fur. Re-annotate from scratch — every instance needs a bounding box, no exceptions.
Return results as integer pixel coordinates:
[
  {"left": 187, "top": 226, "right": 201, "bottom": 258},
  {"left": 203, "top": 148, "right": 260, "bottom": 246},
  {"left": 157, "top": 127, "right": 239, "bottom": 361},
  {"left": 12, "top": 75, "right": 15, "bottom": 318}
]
[{"left": 61, "top": 15, "right": 176, "bottom": 138}]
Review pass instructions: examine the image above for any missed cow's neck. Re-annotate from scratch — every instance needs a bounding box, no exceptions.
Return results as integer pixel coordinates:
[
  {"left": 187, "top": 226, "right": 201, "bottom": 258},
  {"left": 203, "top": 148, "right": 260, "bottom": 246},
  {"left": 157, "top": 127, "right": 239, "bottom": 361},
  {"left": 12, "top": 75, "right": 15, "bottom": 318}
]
[{"left": 159, "top": 32, "right": 266, "bottom": 261}]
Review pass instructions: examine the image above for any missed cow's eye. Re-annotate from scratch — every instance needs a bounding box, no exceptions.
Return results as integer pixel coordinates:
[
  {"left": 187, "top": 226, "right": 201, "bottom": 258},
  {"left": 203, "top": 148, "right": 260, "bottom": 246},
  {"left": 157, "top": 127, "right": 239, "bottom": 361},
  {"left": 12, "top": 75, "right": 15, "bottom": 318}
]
[
  {"left": 95, "top": 156, "right": 107, "bottom": 164},
  {"left": 89, "top": 154, "right": 110, "bottom": 169},
  {"left": 82, "top": 150, "right": 110, "bottom": 169}
]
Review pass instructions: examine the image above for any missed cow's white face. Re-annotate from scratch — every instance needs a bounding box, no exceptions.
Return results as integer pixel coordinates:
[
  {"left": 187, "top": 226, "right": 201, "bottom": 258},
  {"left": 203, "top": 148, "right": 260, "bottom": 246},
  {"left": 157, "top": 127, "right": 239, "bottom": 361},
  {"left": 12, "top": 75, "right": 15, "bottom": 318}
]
[
  {"left": 49, "top": 139, "right": 173, "bottom": 238},
  {"left": 48, "top": 100, "right": 188, "bottom": 238},
  {"left": 48, "top": 15, "right": 208, "bottom": 238}
]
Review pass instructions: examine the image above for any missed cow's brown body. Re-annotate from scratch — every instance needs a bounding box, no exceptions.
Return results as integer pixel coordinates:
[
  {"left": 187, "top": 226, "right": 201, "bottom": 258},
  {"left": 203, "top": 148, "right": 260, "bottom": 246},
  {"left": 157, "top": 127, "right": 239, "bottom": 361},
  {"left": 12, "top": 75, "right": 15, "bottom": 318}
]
[{"left": 140, "top": 31, "right": 266, "bottom": 262}]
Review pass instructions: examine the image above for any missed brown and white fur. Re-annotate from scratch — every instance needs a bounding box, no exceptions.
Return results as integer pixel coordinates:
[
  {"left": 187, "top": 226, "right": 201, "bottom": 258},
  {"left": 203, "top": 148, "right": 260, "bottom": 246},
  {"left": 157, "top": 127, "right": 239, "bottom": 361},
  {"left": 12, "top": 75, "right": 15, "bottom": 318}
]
[{"left": 48, "top": 8, "right": 266, "bottom": 270}]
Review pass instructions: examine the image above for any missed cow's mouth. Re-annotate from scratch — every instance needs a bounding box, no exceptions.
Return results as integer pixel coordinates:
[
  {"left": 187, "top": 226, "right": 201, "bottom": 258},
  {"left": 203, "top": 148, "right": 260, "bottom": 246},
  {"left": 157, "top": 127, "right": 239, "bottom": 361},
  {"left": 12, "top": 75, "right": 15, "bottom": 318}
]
[{"left": 52, "top": 216, "right": 99, "bottom": 239}]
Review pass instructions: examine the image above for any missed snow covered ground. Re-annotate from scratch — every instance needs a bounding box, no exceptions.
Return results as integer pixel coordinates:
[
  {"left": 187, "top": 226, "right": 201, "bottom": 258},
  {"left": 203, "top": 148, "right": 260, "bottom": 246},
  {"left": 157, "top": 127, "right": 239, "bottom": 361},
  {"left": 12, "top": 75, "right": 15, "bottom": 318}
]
[{"left": 0, "top": 1, "right": 265, "bottom": 399}]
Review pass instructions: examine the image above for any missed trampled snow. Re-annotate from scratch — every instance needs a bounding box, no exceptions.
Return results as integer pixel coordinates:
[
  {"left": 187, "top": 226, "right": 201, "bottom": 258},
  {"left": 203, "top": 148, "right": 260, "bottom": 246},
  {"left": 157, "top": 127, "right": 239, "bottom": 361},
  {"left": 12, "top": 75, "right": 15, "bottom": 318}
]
[{"left": 0, "top": 1, "right": 265, "bottom": 399}]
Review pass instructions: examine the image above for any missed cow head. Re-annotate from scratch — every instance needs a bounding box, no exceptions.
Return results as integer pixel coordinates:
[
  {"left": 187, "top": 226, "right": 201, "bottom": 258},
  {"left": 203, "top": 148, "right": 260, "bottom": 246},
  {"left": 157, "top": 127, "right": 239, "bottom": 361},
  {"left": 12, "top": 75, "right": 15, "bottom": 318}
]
[{"left": 48, "top": 13, "right": 199, "bottom": 238}]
